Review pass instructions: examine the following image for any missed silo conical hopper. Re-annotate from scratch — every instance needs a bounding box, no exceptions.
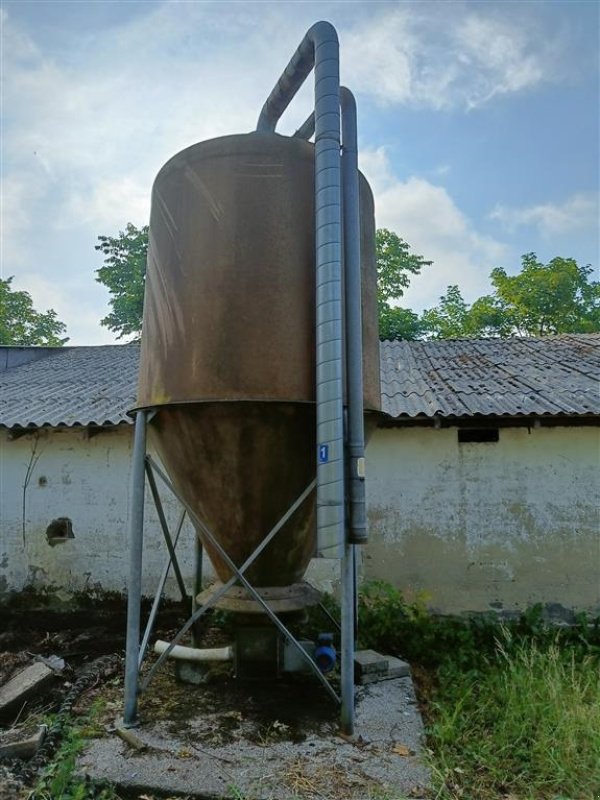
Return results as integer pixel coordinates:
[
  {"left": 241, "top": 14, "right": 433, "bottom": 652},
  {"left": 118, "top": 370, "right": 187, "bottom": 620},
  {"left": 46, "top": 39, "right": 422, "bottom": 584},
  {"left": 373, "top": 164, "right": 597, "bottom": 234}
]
[{"left": 137, "top": 132, "right": 380, "bottom": 610}]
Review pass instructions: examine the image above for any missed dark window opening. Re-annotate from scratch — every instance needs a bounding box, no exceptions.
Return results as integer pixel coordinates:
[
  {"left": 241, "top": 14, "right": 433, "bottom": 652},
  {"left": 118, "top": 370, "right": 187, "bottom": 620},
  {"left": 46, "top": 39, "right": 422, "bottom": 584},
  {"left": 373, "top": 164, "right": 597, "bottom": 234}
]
[{"left": 458, "top": 428, "right": 499, "bottom": 443}]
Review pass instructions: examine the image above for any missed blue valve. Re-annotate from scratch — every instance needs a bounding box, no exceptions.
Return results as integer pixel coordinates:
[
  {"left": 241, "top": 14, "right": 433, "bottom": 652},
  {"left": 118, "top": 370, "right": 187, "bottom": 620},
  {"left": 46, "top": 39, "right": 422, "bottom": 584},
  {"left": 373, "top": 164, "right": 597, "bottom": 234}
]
[{"left": 314, "top": 633, "right": 336, "bottom": 673}]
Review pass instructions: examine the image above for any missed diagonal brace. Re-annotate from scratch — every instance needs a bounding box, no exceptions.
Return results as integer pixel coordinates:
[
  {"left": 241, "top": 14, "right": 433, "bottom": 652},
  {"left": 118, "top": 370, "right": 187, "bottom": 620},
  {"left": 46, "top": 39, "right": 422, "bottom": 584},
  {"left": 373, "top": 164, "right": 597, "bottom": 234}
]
[
  {"left": 139, "top": 508, "right": 187, "bottom": 668},
  {"left": 145, "top": 459, "right": 188, "bottom": 602}
]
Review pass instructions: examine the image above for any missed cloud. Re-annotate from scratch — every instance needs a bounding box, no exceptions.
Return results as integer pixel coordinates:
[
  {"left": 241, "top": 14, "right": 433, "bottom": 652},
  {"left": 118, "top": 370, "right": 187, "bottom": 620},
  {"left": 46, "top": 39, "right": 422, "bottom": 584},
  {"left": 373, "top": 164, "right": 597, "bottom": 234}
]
[
  {"left": 359, "top": 147, "right": 510, "bottom": 309},
  {"left": 0, "top": 1, "right": 588, "bottom": 343},
  {"left": 343, "top": 5, "right": 565, "bottom": 110},
  {"left": 489, "top": 193, "right": 599, "bottom": 236}
]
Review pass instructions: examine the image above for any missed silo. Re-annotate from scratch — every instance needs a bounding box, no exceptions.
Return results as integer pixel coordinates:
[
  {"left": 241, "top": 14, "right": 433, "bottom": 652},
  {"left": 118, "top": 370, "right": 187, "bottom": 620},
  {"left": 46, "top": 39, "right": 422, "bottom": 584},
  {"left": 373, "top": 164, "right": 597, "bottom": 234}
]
[{"left": 136, "top": 131, "right": 380, "bottom": 602}]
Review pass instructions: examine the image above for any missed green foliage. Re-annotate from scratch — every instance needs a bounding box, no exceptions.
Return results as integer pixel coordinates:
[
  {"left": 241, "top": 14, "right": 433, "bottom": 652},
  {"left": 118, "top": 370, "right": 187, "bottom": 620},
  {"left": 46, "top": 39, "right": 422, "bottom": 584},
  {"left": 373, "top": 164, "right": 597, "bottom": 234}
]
[
  {"left": 376, "top": 228, "right": 431, "bottom": 341},
  {"left": 378, "top": 304, "right": 427, "bottom": 341},
  {"left": 423, "top": 254, "right": 600, "bottom": 339},
  {"left": 376, "top": 229, "right": 431, "bottom": 303},
  {"left": 95, "top": 223, "right": 148, "bottom": 340},
  {"left": 490, "top": 253, "right": 600, "bottom": 335},
  {"left": 429, "top": 636, "right": 600, "bottom": 799},
  {"left": 0, "top": 277, "right": 68, "bottom": 345},
  {"left": 420, "top": 285, "right": 472, "bottom": 340},
  {"left": 351, "top": 581, "right": 600, "bottom": 800},
  {"left": 29, "top": 702, "right": 116, "bottom": 800}
]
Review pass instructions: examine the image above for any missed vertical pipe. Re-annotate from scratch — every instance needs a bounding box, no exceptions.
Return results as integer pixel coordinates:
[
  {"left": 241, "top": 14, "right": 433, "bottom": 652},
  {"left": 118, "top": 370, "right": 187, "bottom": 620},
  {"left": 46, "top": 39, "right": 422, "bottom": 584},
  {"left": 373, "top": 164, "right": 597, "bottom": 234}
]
[
  {"left": 123, "top": 409, "right": 147, "bottom": 727},
  {"left": 340, "top": 86, "right": 365, "bottom": 735},
  {"left": 191, "top": 535, "right": 203, "bottom": 648},
  {"left": 340, "top": 541, "right": 355, "bottom": 733},
  {"left": 341, "top": 87, "right": 367, "bottom": 546}
]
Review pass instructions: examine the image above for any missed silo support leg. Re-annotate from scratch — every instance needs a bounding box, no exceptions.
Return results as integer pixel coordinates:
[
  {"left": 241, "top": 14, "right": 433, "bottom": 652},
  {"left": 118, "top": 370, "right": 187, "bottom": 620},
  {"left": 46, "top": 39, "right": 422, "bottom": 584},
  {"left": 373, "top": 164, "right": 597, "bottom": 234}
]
[{"left": 123, "top": 410, "right": 147, "bottom": 728}]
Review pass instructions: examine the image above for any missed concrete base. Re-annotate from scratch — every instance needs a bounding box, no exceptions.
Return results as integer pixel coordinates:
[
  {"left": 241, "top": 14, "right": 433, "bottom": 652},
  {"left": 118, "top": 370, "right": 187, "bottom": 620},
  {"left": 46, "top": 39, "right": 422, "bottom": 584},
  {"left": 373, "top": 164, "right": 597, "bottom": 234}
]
[{"left": 78, "top": 677, "right": 430, "bottom": 799}]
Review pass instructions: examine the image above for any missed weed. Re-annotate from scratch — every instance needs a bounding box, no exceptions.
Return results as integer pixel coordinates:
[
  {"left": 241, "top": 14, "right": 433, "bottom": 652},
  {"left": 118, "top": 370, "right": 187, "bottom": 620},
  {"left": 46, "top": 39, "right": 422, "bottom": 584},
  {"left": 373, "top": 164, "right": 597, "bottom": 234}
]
[
  {"left": 28, "top": 700, "right": 117, "bottom": 800},
  {"left": 346, "top": 581, "right": 600, "bottom": 800},
  {"left": 428, "top": 633, "right": 600, "bottom": 799}
]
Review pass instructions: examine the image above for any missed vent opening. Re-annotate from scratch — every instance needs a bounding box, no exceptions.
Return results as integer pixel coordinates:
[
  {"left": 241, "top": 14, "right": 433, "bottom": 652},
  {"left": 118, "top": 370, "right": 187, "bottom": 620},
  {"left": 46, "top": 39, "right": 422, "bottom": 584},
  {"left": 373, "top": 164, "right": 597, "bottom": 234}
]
[{"left": 458, "top": 428, "right": 499, "bottom": 444}]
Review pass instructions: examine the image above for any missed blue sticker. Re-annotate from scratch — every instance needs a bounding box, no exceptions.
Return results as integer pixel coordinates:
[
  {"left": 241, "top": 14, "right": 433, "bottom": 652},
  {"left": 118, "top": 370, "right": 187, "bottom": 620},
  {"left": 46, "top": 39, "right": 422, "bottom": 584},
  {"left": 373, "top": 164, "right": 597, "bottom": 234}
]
[{"left": 318, "top": 444, "right": 329, "bottom": 463}]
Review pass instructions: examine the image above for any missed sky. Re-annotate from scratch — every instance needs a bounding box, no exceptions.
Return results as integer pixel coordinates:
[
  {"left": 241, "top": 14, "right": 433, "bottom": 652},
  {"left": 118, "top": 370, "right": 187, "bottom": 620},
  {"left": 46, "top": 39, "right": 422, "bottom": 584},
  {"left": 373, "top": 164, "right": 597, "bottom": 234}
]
[{"left": 1, "top": 0, "right": 598, "bottom": 345}]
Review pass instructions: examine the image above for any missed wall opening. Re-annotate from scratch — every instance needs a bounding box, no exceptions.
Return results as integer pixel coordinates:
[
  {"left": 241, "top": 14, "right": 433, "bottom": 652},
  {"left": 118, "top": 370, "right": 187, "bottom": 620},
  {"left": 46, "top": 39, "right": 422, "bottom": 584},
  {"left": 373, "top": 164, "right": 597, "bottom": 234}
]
[
  {"left": 46, "top": 517, "right": 74, "bottom": 546},
  {"left": 458, "top": 428, "right": 499, "bottom": 443}
]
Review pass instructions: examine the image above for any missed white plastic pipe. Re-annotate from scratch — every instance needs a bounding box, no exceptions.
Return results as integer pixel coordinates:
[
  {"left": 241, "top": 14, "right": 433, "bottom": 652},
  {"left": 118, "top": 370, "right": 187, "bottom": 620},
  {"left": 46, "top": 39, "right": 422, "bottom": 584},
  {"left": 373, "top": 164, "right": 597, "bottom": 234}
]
[{"left": 153, "top": 640, "right": 233, "bottom": 662}]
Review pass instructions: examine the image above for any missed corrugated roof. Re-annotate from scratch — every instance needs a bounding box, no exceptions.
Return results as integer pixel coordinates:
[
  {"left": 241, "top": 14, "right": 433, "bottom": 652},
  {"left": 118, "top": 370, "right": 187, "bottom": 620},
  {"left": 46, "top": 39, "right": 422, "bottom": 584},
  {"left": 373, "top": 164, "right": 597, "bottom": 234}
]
[
  {"left": 0, "top": 344, "right": 139, "bottom": 429},
  {"left": 0, "top": 335, "right": 598, "bottom": 429},
  {"left": 381, "top": 334, "right": 600, "bottom": 418}
]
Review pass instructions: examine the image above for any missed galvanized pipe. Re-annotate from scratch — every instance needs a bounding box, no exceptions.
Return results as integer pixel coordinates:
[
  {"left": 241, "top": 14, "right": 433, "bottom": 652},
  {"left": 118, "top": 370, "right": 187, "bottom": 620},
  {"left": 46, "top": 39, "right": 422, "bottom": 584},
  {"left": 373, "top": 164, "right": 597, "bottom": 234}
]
[
  {"left": 293, "top": 112, "right": 315, "bottom": 140},
  {"left": 339, "top": 86, "right": 367, "bottom": 733},
  {"left": 341, "top": 87, "right": 367, "bottom": 546},
  {"left": 257, "top": 20, "right": 345, "bottom": 560},
  {"left": 123, "top": 409, "right": 147, "bottom": 727}
]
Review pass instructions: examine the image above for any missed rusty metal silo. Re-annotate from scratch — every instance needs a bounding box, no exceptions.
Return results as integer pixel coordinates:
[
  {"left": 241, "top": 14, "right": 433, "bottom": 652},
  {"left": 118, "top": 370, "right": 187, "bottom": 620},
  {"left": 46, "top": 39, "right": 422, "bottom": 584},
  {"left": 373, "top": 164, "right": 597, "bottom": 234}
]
[
  {"left": 124, "top": 22, "right": 379, "bottom": 735},
  {"left": 136, "top": 131, "right": 380, "bottom": 594}
]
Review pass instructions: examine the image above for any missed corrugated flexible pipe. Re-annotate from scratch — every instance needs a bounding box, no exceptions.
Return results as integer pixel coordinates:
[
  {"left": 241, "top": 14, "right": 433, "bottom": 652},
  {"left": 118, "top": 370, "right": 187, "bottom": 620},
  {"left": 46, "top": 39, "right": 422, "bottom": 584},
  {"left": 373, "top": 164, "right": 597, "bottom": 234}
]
[
  {"left": 257, "top": 21, "right": 344, "bottom": 559},
  {"left": 292, "top": 93, "right": 367, "bottom": 545}
]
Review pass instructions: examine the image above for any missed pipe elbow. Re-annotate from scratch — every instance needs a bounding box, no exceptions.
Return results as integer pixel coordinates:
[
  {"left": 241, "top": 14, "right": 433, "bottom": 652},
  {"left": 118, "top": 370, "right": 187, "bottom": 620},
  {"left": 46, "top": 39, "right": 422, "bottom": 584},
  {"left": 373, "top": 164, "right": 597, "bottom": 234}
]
[{"left": 307, "top": 20, "right": 339, "bottom": 47}]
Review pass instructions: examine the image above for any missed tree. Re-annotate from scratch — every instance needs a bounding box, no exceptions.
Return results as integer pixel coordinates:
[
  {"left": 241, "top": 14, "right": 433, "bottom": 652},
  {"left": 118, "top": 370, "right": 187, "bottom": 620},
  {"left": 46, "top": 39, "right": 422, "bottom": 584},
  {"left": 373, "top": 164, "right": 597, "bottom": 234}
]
[
  {"left": 376, "top": 229, "right": 431, "bottom": 340},
  {"left": 487, "top": 254, "right": 599, "bottom": 336},
  {"left": 421, "top": 285, "right": 472, "bottom": 339},
  {"left": 95, "top": 223, "right": 148, "bottom": 340},
  {"left": 422, "top": 254, "right": 600, "bottom": 339},
  {"left": 0, "top": 277, "right": 68, "bottom": 345},
  {"left": 95, "top": 223, "right": 431, "bottom": 341}
]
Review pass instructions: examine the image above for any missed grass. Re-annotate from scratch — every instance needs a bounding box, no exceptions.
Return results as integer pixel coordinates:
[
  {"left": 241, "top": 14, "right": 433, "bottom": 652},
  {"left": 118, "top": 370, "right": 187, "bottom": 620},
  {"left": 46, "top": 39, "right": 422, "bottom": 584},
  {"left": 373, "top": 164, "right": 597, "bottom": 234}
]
[
  {"left": 29, "top": 699, "right": 117, "bottom": 800},
  {"left": 427, "top": 632, "right": 600, "bottom": 799},
  {"left": 352, "top": 581, "right": 600, "bottom": 800}
]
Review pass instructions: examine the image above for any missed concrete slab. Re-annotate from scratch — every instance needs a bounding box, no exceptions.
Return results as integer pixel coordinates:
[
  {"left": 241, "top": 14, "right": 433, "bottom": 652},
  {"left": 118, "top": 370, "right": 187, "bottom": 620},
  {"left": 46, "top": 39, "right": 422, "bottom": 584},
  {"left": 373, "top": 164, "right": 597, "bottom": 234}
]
[
  {"left": 0, "top": 662, "right": 55, "bottom": 720},
  {"left": 78, "top": 675, "right": 430, "bottom": 800}
]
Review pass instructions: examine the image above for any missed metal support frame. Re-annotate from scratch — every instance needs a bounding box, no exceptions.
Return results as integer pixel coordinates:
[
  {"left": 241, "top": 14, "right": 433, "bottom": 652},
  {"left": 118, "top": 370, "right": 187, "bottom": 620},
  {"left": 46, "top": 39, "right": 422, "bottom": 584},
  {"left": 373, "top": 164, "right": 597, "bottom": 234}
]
[
  {"left": 123, "top": 429, "right": 340, "bottom": 721},
  {"left": 142, "top": 457, "right": 338, "bottom": 703}
]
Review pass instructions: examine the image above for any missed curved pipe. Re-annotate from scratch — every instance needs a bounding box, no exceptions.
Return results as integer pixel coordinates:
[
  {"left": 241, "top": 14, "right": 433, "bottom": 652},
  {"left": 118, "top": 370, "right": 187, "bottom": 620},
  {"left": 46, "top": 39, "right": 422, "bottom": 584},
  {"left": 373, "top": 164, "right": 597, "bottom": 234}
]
[
  {"left": 257, "top": 21, "right": 344, "bottom": 559},
  {"left": 153, "top": 640, "right": 233, "bottom": 662}
]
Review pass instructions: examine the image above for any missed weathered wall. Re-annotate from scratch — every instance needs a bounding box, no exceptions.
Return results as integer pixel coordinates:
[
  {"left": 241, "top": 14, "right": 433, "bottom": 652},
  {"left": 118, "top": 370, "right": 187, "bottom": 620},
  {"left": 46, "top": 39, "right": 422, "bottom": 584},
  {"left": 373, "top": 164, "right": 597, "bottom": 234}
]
[
  {"left": 0, "top": 426, "right": 202, "bottom": 601},
  {"left": 365, "top": 425, "right": 600, "bottom": 616},
  {"left": 2, "top": 424, "right": 598, "bottom": 616}
]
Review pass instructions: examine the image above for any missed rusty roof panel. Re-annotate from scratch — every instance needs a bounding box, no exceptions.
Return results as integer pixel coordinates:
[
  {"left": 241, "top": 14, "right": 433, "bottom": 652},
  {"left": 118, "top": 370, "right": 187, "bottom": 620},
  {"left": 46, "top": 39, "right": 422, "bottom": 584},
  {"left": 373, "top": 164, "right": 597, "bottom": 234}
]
[
  {"left": 380, "top": 334, "right": 600, "bottom": 418},
  {"left": 1, "top": 334, "right": 598, "bottom": 429}
]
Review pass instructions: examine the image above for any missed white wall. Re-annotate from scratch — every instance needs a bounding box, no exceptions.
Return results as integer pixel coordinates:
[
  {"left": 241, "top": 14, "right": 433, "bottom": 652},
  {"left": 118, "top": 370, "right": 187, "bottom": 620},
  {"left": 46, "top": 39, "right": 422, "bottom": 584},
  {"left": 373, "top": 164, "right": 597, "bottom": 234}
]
[
  {"left": 2, "top": 423, "right": 598, "bottom": 617},
  {"left": 365, "top": 425, "right": 600, "bottom": 616},
  {"left": 0, "top": 426, "right": 201, "bottom": 601}
]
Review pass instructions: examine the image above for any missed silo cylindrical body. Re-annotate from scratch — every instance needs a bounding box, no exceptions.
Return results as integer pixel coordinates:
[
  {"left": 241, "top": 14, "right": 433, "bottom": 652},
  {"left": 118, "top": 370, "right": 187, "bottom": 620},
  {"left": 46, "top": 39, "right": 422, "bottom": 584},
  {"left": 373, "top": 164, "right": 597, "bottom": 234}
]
[{"left": 137, "top": 132, "right": 380, "bottom": 593}]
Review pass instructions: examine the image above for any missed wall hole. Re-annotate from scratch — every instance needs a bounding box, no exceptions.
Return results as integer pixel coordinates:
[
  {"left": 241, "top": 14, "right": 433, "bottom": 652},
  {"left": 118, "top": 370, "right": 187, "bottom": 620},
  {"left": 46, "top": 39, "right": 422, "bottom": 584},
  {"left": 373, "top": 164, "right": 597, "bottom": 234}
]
[{"left": 46, "top": 517, "right": 74, "bottom": 546}]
